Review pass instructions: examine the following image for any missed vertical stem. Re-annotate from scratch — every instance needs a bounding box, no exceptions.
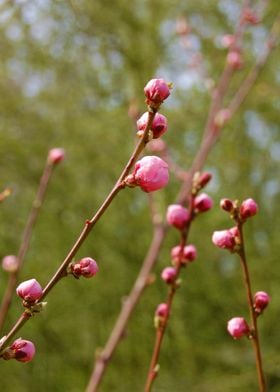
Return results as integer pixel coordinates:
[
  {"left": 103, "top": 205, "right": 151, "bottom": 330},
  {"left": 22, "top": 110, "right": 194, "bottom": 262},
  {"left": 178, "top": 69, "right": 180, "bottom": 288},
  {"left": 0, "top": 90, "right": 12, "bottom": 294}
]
[
  {"left": 0, "top": 162, "right": 54, "bottom": 332},
  {"left": 145, "top": 213, "right": 191, "bottom": 391},
  {"left": 144, "top": 264, "right": 182, "bottom": 392},
  {"left": 237, "top": 223, "right": 266, "bottom": 392},
  {"left": 86, "top": 224, "right": 166, "bottom": 392}
]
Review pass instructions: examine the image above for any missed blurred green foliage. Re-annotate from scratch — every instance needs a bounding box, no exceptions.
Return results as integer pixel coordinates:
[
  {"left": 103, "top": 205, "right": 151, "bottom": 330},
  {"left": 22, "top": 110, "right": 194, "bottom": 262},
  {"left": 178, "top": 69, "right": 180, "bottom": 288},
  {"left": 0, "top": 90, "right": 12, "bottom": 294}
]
[{"left": 0, "top": 0, "right": 280, "bottom": 391}]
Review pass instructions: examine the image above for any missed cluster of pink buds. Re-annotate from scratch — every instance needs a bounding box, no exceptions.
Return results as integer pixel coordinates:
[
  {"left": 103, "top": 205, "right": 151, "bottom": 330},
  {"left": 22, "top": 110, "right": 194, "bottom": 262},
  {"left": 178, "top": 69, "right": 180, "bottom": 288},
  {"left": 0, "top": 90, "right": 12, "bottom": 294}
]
[
  {"left": 2, "top": 255, "right": 19, "bottom": 273},
  {"left": 125, "top": 79, "right": 171, "bottom": 194},
  {"left": 213, "top": 197, "right": 258, "bottom": 251},
  {"left": 221, "top": 197, "right": 258, "bottom": 221},
  {"left": 170, "top": 244, "right": 197, "bottom": 266},
  {"left": 136, "top": 78, "right": 170, "bottom": 139},
  {"left": 227, "top": 291, "right": 271, "bottom": 339},
  {"left": 70, "top": 257, "right": 99, "bottom": 279},
  {"left": 16, "top": 279, "right": 43, "bottom": 304},
  {"left": 1, "top": 338, "right": 35, "bottom": 362},
  {"left": 47, "top": 148, "right": 65, "bottom": 165}
]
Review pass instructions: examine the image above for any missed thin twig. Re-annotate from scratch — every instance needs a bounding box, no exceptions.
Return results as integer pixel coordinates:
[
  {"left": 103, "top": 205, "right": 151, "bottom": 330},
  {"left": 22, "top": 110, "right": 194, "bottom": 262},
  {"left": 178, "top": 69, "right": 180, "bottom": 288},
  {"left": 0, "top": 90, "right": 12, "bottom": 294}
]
[
  {"left": 0, "top": 161, "right": 54, "bottom": 332},
  {"left": 86, "top": 223, "right": 167, "bottom": 392},
  {"left": 0, "top": 110, "right": 156, "bottom": 354},
  {"left": 145, "top": 213, "right": 191, "bottom": 391},
  {"left": 237, "top": 222, "right": 266, "bottom": 392}
]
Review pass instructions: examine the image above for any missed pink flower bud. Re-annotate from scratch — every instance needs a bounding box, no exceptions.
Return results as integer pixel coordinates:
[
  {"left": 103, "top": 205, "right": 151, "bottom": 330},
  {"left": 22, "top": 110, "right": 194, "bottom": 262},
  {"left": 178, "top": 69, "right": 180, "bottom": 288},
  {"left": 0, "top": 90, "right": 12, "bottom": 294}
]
[
  {"left": 2, "top": 255, "right": 19, "bottom": 273},
  {"left": 155, "top": 303, "right": 169, "bottom": 318},
  {"left": 16, "top": 279, "right": 42, "bottom": 303},
  {"left": 220, "top": 198, "right": 234, "bottom": 212},
  {"left": 240, "top": 198, "right": 258, "bottom": 220},
  {"left": 71, "top": 257, "right": 99, "bottom": 278},
  {"left": 254, "top": 291, "right": 270, "bottom": 314},
  {"left": 171, "top": 244, "right": 197, "bottom": 265},
  {"left": 221, "top": 34, "right": 236, "bottom": 49},
  {"left": 48, "top": 148, "right": 65, "bottom": 165},
  {"left": 197, "top": 172, "right": 212, "bottom": 188},
  {"left": 166, "top": 204, "right": 191, "bottom": 230},
  {"left": 133, "top": 156, "right": 169, "bottom": 192},
  {"left": 227, "top": 317, "right": 250, "bottom": 339},
  {"left": 194, "top": 193, "right": 213, "bottom": 213},
  {"left": 212, "top": 229, "right": 236, "bottom": 250},
  {"left": 227, "top": 51, "right": 242, "bottom": 70},
  {"left": 7, "top": 338, "right": 35, "bottom": 362},
  {"left": 144, "top": 78, "right": 170, "bottom": 105},
  {"left": 161, "top": 266, "right": 177, "bottom": 284},
  {"left": 137, "top": 112, "right": 168, "bottom": 139}
]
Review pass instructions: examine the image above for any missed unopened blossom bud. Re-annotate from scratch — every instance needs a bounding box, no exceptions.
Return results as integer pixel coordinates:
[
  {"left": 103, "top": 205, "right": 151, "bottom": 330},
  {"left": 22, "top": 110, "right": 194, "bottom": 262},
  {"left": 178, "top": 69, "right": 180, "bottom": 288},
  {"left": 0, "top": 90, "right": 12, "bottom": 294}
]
[
  {"left": 137, "top": 112, "right": 168, "bottom": 139},
  {"left": 166, "top": 204, "right": 191, "bottom": 230},
  {"left": 2, "top": 338, "right": 36, "bottom": 362},
  {"left": 155, "top": 303, "right": 169, "bottom": 318},
  {"left": 2, "top": 255, "right": 19, "bottom": 273},
  {"left": 48, "top": 148, "right": 65, "bottom": 165},
  {"left": 212, "top": 229, "right": 236, "bottom": 250},
  {"left": 220, "top": 198, "right": 234, "bottom": 213},
  {"left": 71, "top": 257, "right": 99, "bottom": 278},
  {"left": 227, "top": 51, "right": 242, "bottom": 70},
  {"left": 227, "top": 317, "right": 250, "bottom": 339},
  {"left": 171, "top": 244, "right": 197, "bottom": 265},
  {"left": 197, "top": 172, "right": 212, "bottom": 188},
  {"left": 16, "top": 279, "right": 42, "bottom": 303},
  {"left": 133, "top": 156, "right": 169, "bottom": 192},
  {"left": 240, "top": 198, "right": 258, "bottom": 220},
  {"left": 221, "top": 34, "right": 236, "bottom": 49},
  {"left": 161, "top": 266, "right": 177, "bottom": 284},
  {"left": 144, "top": 78, "right": 171, "bottom": 106},
  {"left": 194, "top": 193, "right": 213, "bottom": 213},
  {"left": 254, "top": 291, "right": 270, "bottom": 314}
]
